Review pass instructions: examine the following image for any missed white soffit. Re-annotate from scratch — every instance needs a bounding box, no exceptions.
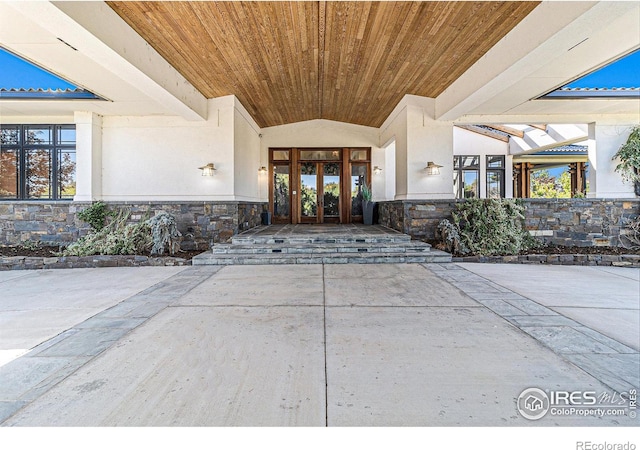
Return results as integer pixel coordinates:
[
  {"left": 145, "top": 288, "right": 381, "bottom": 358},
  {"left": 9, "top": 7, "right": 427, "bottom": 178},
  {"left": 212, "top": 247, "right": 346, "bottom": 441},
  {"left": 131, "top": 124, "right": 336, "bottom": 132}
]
[
  {"left": 0, "top": 1, "right": 207, "bottom": 120},
  {"left": 437, "top": 1, "right": 640, "bottom": 121}
]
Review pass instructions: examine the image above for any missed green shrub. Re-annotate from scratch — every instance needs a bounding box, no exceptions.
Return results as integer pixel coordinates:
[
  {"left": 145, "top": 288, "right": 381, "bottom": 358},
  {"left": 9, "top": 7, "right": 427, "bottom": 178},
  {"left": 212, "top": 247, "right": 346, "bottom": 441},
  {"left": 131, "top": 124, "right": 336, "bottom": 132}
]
[
  {"left": 77, "top": 201, "right": 113, "bottom": 231},
  {"left": 612, "top": 125, "right": 640, "bottom": 183},
  {"left": 440, "top": 198, "right": 538, "bottom": 256}
]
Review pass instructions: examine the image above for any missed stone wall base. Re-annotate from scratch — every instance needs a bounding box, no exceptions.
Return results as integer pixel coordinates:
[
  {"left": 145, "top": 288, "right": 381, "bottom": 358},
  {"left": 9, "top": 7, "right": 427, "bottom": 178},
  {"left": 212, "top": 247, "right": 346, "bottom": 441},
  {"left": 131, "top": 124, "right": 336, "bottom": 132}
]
[
  {"left": 453, "top": 254, "right": 640, "bottom": 268},
  {"left": 0, "top": 201, "right": 268, "bottom": 249},
  {"left": 378, "top": 198, "right": 640, "bottom": 248}
]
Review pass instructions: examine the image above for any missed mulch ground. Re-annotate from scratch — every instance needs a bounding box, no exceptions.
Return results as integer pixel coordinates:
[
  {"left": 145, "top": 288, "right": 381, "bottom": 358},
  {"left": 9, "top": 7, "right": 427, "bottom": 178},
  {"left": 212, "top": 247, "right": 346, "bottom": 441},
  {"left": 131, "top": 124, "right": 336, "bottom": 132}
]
[
  {"left": 425, "top": 240, "right": 638, "bottom": 257},
  {"left": 0, "top": 246, "right": 205, "bottom": 260},
  {"left": 3, "top": 243, "right": 637, "bottom": 260}
]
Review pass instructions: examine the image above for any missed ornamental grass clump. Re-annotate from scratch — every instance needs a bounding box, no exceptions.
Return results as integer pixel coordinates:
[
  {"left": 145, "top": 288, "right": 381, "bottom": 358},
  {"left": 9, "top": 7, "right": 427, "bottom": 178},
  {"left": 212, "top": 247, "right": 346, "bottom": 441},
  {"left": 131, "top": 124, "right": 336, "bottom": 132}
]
[
  {"left": 63, "top": 208, "right": 152, "bottom": 256},
  {"left": 147, "top": 211, "right": 182, "bottom": 256},
  {"left": 438, "top": 198, "right": 538, "bottom": 256}
]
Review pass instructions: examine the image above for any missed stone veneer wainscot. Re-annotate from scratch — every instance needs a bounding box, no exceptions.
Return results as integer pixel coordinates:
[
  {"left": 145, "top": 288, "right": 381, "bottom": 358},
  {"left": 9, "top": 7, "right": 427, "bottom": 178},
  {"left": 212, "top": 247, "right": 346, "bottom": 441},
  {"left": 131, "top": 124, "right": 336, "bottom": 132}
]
[
  {"left": 0, "top": 201, "right": 267, "bottom": 250},
  {"left": 378, "top": 198, "right": 640, "bottom": 247}
]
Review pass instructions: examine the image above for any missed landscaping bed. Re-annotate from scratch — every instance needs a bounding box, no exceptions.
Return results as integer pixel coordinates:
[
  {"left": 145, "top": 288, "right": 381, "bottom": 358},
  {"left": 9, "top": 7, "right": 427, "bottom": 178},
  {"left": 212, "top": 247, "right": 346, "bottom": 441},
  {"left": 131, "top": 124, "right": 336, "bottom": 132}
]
[
  {"left": 0, "top": 245, "right": 205, "bottom": 271},
  {"left": 426, "top": 241, "right": 640, "bottom": 267}
]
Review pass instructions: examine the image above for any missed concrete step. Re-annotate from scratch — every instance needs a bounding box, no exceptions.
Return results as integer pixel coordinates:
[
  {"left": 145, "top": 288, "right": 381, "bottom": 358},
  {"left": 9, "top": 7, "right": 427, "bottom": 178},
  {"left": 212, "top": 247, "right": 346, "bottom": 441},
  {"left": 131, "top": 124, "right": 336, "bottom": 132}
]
[
  {"left": 211, "top": 241, "right": 432, "bottom": 255},
  {"left": 192, "top": 249, "right": 452, "bottom": 265}
]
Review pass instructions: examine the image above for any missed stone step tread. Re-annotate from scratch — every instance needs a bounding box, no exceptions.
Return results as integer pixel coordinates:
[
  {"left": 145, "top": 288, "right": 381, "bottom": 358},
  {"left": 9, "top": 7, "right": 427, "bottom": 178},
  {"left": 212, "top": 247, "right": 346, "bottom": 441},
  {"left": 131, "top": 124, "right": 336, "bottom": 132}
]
[
  {"left": 212, "top": 242, "right": 431, "bottom": 254},
  {"left": 193, "top": 250, "right": 451, "bottom": 265},
  {"left": 232, "top": 236, "right": 412, "bottom": 244}
]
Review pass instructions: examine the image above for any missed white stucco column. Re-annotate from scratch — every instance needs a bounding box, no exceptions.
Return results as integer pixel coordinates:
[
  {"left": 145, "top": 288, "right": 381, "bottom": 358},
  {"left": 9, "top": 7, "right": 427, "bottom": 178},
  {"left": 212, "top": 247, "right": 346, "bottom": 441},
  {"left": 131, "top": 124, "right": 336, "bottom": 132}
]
[
  {"left": 379, "top": 96, "right": 455, "bottom": 200},
  {"left": 73, "top": 111, "right": 103, "bottom": 201},
  {"left": 587, "top": 122, "right": 635, "bottom": 198}
]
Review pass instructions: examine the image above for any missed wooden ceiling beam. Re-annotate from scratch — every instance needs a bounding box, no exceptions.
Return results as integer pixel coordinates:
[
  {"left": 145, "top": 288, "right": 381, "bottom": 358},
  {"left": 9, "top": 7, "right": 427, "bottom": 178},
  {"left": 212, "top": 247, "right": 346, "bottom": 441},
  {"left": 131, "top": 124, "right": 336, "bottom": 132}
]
[
  {"left": 484, "top": 124, "right": 525, "bottom": 138},
  {"left": 457, "top": 125, "right": 510, "bottom": 142}
]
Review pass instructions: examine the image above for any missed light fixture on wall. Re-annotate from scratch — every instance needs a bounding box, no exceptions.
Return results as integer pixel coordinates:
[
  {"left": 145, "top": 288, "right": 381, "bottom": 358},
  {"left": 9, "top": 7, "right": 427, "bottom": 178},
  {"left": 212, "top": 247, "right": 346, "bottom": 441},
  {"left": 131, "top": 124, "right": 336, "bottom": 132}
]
[
  {"left": 199, "top": 163, "right": 216, "bottom": 176},
  {"left": 258, "top": 166, "right": 268, "bottom": 173},
  {"left": 373, "top": 166, "right": 383, "bottom": 175},
  {"left": 425, "top": 161, "right": 442, "bottom": 175}
]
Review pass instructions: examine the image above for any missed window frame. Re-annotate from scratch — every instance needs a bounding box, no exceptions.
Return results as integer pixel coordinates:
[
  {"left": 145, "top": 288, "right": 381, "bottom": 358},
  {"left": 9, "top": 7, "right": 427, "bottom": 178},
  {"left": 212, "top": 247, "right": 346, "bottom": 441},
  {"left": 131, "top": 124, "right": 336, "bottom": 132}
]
[
  {"left": 453, "top": 155, "right": 480, "bottom": 199},
  {"left": 0, "top": 124, "right": 76, "bottom": 201},
  {"left": 486, "top": 155, "right": 506, "bottom": 199}
]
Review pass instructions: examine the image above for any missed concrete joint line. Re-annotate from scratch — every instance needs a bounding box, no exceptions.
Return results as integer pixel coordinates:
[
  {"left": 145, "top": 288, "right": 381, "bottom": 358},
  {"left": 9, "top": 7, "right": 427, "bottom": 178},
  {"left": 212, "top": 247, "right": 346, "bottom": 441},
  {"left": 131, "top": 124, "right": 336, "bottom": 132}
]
[
  {"left": 0, "top": 266, "right": 219, "bottom": 425},
  {"left": 322, "top": 264, "right": 329, "bottom": 427},
  {"left": 431, "top": 264, "right": 639, "bottom": 395}
]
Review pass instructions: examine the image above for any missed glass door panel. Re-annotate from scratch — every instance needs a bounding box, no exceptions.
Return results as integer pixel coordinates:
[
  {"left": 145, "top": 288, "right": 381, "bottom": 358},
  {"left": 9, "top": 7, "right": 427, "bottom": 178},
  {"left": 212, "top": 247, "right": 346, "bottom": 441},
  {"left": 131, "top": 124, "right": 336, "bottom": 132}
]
[
  {"left": 300, "top": 162, "right": 318, "bottom": 221},
  {"left": 323, "top": 162, "right": 340, "bottom": 221},
  {"left": 351, "top": 164, "right": 368, "bottom": 218},
  {"left": 272, "top": 164, "right": 290, "bottom": 222}
]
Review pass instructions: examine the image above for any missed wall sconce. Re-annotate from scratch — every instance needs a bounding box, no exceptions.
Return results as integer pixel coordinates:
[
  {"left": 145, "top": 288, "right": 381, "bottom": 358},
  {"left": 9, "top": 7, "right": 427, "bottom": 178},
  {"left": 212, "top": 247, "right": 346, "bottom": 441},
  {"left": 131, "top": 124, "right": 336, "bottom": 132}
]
[
  {"left": 199, "top": 163, "right": 216, "bottom": 176},
  {"left": 425, "top": 161, "right": 442, "bottom": 175},
  {"left": 258, "top": 166, "right": 268, "bottom": 173},
  {"left": 373, "top": 166, "right": 382, "bottom": 175}
]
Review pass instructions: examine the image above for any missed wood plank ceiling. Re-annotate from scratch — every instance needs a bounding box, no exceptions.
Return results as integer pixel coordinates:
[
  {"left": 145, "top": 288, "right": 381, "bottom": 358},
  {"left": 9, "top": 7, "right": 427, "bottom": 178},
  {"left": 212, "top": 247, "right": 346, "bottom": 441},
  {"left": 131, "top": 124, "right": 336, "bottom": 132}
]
[{"left": 107, "top": 1, "right": 539, "bottom": 128}]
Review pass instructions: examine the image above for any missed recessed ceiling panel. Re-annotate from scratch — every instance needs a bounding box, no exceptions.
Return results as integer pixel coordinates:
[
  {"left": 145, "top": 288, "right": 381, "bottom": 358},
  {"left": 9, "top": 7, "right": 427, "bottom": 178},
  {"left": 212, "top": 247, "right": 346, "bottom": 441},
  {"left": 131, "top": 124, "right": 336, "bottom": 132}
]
[{"left": 108, "top": 1, "right": 539, "bottom": 127}]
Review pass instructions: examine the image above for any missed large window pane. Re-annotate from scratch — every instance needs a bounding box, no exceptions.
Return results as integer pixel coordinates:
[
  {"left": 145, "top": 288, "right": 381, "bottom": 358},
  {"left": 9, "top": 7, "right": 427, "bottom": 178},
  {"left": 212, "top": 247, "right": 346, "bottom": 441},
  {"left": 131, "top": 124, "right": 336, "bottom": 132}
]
[
  {"left": 25, "top": 126, "right": 52, "bottom": 145},
  {"left": 462, "top": 170, "right": 478, "bottom": 198},
  {"left": 1, "top": 126, "right": 20, "bottom": 145},
  {"left": 454, "top": 155, "right": 480, "bottom": 199},
  {"left": 25, "top": 148, "right": 52, "bottom": 199},
  {"left": 57, "top": 127, "right": 76, "bottom": 145},
  {"left": 1, "top": 125, "right": 75, "bottom": 201},
  {"left": 0, "top": 148, "right": 19, "bottom": 199},
  {"left": 487, "top": 171, "right": 503, "bottom": 199},
  {"left": 58, "top": 148, "right": 77, "bottom": 199}
]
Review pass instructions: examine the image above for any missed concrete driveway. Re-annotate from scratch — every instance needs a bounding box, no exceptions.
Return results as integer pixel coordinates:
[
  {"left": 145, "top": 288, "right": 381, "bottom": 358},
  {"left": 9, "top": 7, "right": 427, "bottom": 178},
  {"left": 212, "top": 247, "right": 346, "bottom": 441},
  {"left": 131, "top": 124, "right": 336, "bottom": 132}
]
[{"left": 0, "top": 263, "right": 638, "bottom": 426}]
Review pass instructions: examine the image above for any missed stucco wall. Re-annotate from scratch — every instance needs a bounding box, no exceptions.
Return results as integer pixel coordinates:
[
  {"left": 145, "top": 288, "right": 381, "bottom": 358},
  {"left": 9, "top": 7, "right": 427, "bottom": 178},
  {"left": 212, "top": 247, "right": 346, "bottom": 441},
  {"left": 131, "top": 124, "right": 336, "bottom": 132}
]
[
  {"left": 588, "top": 123, "right": 636, "bottom": 198},
  {"left": 233, "top": 105, "right": 262, "bottom": 202},
  {"left": 101, "top": 99, "right": 236, "bottom": 201}
]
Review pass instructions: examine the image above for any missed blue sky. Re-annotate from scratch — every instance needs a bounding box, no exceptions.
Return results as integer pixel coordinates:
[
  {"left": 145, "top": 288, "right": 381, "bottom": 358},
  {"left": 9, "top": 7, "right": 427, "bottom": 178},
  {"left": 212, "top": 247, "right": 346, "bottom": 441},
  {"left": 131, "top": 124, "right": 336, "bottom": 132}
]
[
  {"left": 1, "top": 43, "right": 638, "bottom": 91},
  {"left": 0, "top": 47, "right": 77, "bottom": 90},
  {"left": 565, "top": 48, "right": 640, "bottom": 89}
]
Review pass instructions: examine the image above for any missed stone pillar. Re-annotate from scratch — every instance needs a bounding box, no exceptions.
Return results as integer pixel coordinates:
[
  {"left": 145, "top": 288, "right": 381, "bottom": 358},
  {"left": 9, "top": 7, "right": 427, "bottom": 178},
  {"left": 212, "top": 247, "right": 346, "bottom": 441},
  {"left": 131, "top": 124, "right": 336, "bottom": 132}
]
[
  {"left": 73, "top": 111, "right": 103, "bottom": 201},
  {"left": 587, "top": 123, "right": 635, "bottom": 198}
]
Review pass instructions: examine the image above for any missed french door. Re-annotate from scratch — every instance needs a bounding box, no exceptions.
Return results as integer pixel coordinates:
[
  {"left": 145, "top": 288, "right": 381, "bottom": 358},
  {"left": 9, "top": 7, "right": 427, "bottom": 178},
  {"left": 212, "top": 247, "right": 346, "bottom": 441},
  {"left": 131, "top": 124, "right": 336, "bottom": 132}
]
[
  {"left": 299, "top": 161, "right": 341, "bottom": 223},
  {"left": 269, "top": 148, "right": 370, "bottom": 224}
]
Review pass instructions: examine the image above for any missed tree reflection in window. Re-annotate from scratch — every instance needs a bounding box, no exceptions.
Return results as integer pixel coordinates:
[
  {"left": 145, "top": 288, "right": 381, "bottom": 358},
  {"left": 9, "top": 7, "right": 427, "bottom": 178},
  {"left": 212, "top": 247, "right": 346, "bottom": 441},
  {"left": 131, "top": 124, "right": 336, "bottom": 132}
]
[
  {"left": 273, "top": 165, "right": 289, "bottom": 217},
  {"left": 300, "top": 162, "right": 317, "bottom": 217},
  {"left": 323, "top": 163, "right": 340, "bottom": 217},
  {"left": 0, "top": 125, "right": 76, "bottom": 200}
]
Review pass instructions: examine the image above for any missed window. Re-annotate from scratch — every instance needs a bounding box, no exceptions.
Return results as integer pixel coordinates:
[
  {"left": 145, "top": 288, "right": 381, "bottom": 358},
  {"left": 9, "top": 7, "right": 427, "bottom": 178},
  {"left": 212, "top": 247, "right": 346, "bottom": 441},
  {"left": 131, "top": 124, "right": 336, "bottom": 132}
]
[
  {"left": 486, "top": 155, "right": 505, "bottom": 198},
  {"left": 0, "top": 125, "right": 76, "bottom": 200},
  {"left": 454, "top": 156, "right": 479, "bottom": 199}
]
